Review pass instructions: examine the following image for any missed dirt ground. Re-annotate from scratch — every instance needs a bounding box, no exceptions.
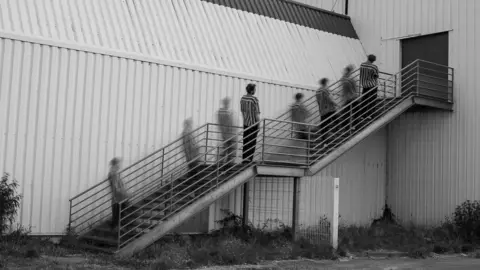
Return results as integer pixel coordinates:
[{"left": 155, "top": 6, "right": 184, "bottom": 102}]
[
  {"left": 2, "top": 255, "right": 480, "bottom": 269},
  {"left": 201, "top": 256, "right": 480, "bottom": 270}
]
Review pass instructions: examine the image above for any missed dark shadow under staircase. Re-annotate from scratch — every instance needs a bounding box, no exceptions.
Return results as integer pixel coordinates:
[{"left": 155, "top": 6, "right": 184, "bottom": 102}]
[{"left": 68, "top": 59, "right": 454, "bottom": 256}]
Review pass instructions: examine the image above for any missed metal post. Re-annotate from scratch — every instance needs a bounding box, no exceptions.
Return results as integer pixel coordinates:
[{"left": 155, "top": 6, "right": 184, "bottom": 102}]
[
  {"left": 117, "top": 203, "right": 122, "bottom": 249},
  {"left": 216, "top": 146, "right": 220, "bottom": 187},
  {"left": 242, "top": 182, "right": 249, "bottom": 226},
  {"left": 261, "top": 119, "right": 266, "bottom": 164},
  {"left": 292, "top": 177, "right": 300, "bottom": 241},
  {"left": 348, "top": 104, "right": 353, "bottom": 135},
  {"left": 383, "top": 81, "right": 387, "bottom": 113},
  {"left": 416, "top": 62, "right": 420, "bottom": 96},
  {"left": 450, "top": 68, "right": 454, "bottom": 103},
  {"left": 204, "top": 124, "right": 209, "bottom": 164},
  {"left": 68, "top": 200, "right": 73, "bottom": 232},
  {"left": 306, "top": 126, "right": 310, "bottom": 165},
  {"left": 161, "top": 148, "right": 165, "bottom": 177},
  {"left": 331, "top": 178, "right": 340, "bottom": 250},
  {"left": 169, "top": 174, "right": 174, "bottom": 213}
]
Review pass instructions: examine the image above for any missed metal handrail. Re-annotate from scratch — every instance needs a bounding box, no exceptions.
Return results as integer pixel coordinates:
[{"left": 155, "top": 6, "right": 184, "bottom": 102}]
[{"left": 69, "top": 123, "right": 212, "bottom": 235}]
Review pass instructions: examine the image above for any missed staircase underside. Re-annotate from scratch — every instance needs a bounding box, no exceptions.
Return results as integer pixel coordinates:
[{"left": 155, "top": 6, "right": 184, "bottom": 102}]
[{"left": 114, "top": 95, "right": 452, "bottom": 257}]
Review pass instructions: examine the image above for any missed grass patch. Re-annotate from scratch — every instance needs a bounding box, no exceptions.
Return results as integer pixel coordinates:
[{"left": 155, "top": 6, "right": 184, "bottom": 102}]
[
  {"left": 0, "top": 226, "right": 147, "bottom": 269},
  {"left": 338, "top": 204, "right": 479, "bottom": 259},
  {"left": 142, "top": 211, "right": 335, "bottom": 269}
]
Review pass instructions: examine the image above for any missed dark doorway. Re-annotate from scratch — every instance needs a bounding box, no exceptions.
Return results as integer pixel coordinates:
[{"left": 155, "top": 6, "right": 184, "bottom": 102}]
[{"left": 401, "top": 32, "right": 451, "bottom": 101}]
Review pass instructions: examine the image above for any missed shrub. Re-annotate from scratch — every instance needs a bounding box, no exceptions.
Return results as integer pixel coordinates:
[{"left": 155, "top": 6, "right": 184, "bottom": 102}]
[
  {"left": 453, "top": 200, "right": 480, "bottom": 242},
  {"left": 0, "top": 173, "right": 22, "bottom": 235}
]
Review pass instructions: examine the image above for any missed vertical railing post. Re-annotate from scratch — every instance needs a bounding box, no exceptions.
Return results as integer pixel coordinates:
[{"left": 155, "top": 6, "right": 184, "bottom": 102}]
[
  {"left": 216, "top": 146, "right": 220, "bottom": 187},
  {"left": 161, "top": 148, "right": 165, "bottom": 177},
  {"left": 169, "top": 174, "right": 174, "bottom": 214},
  {"left": 383, "top": 81, "right": 387, "bottom": 113},
  {"left": 450, "top": 68, "right": 454, "bottom": 103},
  {"left": 68, "top": 199, "right": 73, "bottom": 233},
  {"left": 306, "top": 125, "right": 310, "bottom": 166},
  {"left": 261, "top": 119, "right": 266, "bottom": 164},
  {"left": 204, "top": 124, "right": 209, "bottom": 164},
  {"left": 117, "top": 203, "right": 122, "bottom": 250},
  {"left": 348, "top": 104, "right": 353, "bottom": 135},
  {"left": 416, "top": 61, "right": 420, "bottom": 96}
]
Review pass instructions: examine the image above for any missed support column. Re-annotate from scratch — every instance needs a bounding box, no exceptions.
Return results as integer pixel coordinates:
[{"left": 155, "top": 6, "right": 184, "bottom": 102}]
[
  {"left": 208, "top": 204, "right": 215, "bottom": 232},
  {"left": 331, "top": 177, "right": 340, "bottom": 249},
  {"left": 242, "top": 182, "right": 249, "bottom": 226},
  {"left": 292, "top": 177, "right": 300, "bottom": 241}
]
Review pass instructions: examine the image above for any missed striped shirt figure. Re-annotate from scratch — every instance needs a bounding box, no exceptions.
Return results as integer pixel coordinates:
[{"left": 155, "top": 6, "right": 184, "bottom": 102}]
[
  {"left": 240, "top": 83, "right": 260, "bottom": 162},
  {"left": 240, "top": 95, "right": 260, "bottom": 127},
  {"left": 359, "top": 60, "right": 379, "bottom": 88},
  {"left": 359, "top": 54, "right": 380, "bottom": 119}
]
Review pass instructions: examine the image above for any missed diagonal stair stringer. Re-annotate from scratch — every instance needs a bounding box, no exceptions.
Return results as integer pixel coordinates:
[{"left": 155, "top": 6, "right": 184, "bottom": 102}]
[
  {"left": 116, "top": 166, "right": 257, "bottom": 257},
  {"left": 307, "top": 96, "right": 452, "bottom": 176}
]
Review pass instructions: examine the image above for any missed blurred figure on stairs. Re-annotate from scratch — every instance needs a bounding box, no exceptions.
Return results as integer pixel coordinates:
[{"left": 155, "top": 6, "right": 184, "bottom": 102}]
[
  {"left": 340, "top": 64, "right": 359, "bottom": 134},
  {"left": 291, "top": 92, "right": 310, "bottom": 140},
  {"left": 316, "top": 78, "right": 338, "bottom": 144},
  {"left": 182, "top": 118, "right": 201, "bottom": 197},
  {"left": 240, "top": 83, "right": 261, "bottom": 163},
  {"left": 108, "top": 157, "right": 130, "bottom": 232},
  {"left": 217, "top": 97, "right": 238, "bottom": 166},
  {"left": 359, "top": 54, "right": 379, "bottom": 120}
]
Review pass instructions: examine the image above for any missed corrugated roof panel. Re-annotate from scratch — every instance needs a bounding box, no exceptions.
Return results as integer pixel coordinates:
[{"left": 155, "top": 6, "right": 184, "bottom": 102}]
[{"left": 202, "top": 0, "right": 358, "bottom": 38}]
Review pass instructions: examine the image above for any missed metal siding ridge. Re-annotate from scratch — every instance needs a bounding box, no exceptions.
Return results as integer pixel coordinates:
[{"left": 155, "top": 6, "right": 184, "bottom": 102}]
[
  {"left": 200, "top": 0, "right": 359, "bottom": 38},
  {"left": 0, "top": 31, "right": 319, "bottom": 92}
]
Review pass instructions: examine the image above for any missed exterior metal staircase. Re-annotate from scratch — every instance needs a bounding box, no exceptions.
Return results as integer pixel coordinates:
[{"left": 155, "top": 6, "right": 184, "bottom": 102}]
[{"left": 68, "top": 59, "right": 453, "bottom": 257}]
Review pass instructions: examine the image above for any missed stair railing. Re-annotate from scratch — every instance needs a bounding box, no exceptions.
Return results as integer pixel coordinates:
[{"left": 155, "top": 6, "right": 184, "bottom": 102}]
[
  {"left": 259, "top": 59, "right": 453, "bottom": 166},
  {"left": 114, "top": 69, "right": 397, "bottom": 247},
  {"left": 71, "top": 58, "right": 453, "bottom": 250},
  {"left": 69, "top": 123, "right": 214, "bottom": 236},
  {"left": 117, "top": 121, "right": 267, "bottom": 248},
  {"left": 68, "top": 68, "right": 364, "bottom": 236}
]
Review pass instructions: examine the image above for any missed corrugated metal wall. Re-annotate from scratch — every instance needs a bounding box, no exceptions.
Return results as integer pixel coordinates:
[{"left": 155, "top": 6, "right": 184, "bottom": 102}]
[
  {"left": 211, "top": 129, "right": 387, "bottom": 228},
  {"left": 346, "top": 0, "right": 480, "bottom": 225},
  {"left": 292, "top": 0, "right": 346, "bottom": 14},
  {"left": 0, "top": 36, "right": 317, "bottom": 234},
  {"left": 0, "top": 0, "right": 388, "bottom": 234},
  {"left": 0, "top": 0, "right": 363, "bottom": 86}
]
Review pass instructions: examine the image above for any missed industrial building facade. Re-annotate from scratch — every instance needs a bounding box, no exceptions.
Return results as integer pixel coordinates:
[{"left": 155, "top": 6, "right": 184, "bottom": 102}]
[{"left": 0, "top": 0, "right": 466, "bottom": 236}]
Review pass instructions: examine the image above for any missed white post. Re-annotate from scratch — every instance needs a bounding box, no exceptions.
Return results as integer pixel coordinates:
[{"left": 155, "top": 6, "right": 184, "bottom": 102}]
[
  {"left": 208, "top": 204, "right": 216, "bottom": 232},
  {"left": 331, "top": 177, "right": 340, "bottom": 249}
]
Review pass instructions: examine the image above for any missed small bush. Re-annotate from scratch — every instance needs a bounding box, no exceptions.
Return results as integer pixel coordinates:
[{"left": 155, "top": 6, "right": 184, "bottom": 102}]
[
  {"left": 453, "top": 200, "right": 480, "bottom": 242},
  {"left": 0, "top": 173, "right": 22, "bottom": 235}
]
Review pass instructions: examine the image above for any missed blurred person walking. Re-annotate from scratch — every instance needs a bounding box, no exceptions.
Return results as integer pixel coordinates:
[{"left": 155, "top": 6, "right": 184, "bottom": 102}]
[
  {"left": 316, "top": 78, "right": 338, "bottom": 143},
  {"left": 217, "top": 97, "right": 238, "bottom": 166}
]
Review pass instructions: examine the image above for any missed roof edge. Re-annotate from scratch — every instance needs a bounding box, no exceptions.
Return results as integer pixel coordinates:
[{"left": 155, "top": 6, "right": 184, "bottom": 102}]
[
  {"left": 201, "top": 0, "right": 358, "bottom": 39},
  {"left": 281, "top": 0, "right": 351, "bottom": 19}
]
